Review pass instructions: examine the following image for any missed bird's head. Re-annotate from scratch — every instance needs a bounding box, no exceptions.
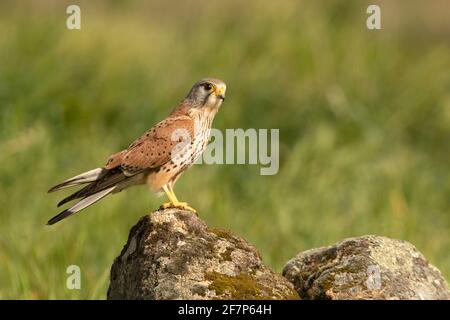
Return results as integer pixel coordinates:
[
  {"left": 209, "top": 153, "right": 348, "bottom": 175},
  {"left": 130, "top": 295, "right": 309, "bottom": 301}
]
[{"left": 185, "top": 78, "right": 226, "bottom": 111}]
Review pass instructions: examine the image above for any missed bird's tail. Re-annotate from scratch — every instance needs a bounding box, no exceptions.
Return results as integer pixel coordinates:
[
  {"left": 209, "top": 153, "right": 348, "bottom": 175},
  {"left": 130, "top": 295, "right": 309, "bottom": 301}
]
[
  {"left": 48, "top": 168, "right": 107, "bottom": 193},
  {"left": 47, "top": 168, "right": 128, "bottom": 225},
  {"left": 47, "top": 186, "right": 116, "bottom": 225}
]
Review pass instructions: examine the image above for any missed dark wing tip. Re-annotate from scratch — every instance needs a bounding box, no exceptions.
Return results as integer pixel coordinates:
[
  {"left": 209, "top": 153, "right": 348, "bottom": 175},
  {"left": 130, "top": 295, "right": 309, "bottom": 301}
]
[
  {"left": 47, "top": 209, "right": 72, "bottom": 225},
  {"left": 48, "top": 186, "right": 58, "bottom": 193},
  {"left": 48, "top": 182, "right": 68, "bottom": 193},
  {"left": 47, "top": 178, "right": 80, "bottom": 193}
]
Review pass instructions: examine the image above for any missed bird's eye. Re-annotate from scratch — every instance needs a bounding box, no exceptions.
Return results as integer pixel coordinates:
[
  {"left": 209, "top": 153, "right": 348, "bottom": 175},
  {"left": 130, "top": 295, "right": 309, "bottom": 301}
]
[{"left": 203, "top": 83, "right": 214, "bottom": 92}]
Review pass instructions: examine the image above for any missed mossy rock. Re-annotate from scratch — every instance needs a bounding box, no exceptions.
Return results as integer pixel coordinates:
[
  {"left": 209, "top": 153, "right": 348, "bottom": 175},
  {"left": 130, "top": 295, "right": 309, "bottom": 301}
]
[
  {"left": 283, "top": 235, "right": 450, "bottom": 300},
  {"left": 108, "top": 209, "right": 299, "bottom": 300},
  {"left": 205, "top": 272, "right": 298, "bottom": 300}
]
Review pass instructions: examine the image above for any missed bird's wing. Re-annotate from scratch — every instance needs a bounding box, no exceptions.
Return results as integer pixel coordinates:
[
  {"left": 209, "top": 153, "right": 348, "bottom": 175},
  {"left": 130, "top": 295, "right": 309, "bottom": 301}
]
[
  {"left": 47, "top": 115, "right": 195, "bottom": 225},
  {"left": 118, "top": 116, "right": 194, "bottom": 175},
  {"left": 104, "top": 150, "right": 127, "bottom": 170}
]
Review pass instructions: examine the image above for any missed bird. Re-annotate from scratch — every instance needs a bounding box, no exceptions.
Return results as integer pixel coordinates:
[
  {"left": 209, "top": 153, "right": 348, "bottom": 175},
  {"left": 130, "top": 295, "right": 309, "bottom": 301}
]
[{"left": 47, "top": 78, "right": 226, "bottom": 225}]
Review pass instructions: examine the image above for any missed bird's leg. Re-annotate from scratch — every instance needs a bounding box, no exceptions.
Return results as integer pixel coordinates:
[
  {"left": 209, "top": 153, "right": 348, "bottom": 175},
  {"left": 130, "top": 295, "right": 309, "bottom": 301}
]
[
  {"left": 167, "top": 183, "right": 198, "bottom": 214},
  {"left": 160, "top": 184, "right": 197, "bottom": 213},
  {"left": 161, "top": 185, "right": 178, "bottom": 208}
]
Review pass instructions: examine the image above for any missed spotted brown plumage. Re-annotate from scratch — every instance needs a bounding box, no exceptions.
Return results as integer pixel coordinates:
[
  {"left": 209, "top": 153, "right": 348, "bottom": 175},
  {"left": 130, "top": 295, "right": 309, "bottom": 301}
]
[{"left": 47, "top": 78, "right": 226, "bottom": 225}]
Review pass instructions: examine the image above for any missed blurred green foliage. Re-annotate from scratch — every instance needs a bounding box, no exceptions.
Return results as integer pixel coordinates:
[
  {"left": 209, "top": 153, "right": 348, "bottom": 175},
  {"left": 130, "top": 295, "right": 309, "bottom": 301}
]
[{"left": 0, "top": 0, "right": 449, "bottom": 299}]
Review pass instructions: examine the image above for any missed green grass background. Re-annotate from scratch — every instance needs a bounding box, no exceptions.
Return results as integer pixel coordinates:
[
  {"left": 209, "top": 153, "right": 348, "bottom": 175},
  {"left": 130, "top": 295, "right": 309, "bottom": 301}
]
[{"left": 0, "top": 0, "right": 449, "bottom": 299}]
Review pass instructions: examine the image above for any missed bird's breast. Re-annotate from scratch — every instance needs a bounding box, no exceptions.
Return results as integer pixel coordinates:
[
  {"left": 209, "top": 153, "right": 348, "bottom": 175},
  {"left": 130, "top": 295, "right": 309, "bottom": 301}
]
[
  {"left": 175, "top": 111, "right": 215, "bottom": 169},
  {"left": 146, "top": 111, "right": 216, "bottom": 192}
]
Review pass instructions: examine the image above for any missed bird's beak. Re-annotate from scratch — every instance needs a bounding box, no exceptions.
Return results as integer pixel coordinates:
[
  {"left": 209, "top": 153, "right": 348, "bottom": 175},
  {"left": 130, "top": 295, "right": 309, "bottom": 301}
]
[{"left": 215, "top": 85, "right": 226, "bottom": 101}]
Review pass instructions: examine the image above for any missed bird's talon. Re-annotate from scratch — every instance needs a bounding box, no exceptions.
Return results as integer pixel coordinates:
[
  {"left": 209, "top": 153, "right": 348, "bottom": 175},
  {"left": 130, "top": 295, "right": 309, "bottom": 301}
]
[
  {"left": 174, "top": 202, "right": 197, "bottom": 214},
  {"left": 160, "top": 202, "right": 173, "bottom": 210},
  {"left": 160, "top": 202, "right": 197, "bottom": 215}
]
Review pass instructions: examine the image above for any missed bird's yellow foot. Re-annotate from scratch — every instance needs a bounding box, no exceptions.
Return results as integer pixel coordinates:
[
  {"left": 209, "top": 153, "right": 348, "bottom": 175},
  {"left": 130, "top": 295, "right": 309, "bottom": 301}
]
[
  {"left": 160, "top": 202, "right": 198, "bottom": 215},
  {"left": 160, "top": 202, "right": 173, "bottom": 210},
  {"left": 174, "top": 202, "right": 198, "bottom": 214}
]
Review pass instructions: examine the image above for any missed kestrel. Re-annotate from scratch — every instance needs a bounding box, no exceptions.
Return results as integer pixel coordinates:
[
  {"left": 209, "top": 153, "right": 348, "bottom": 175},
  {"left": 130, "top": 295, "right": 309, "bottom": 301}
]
[{"left": 47, "top": 78, "right": 226, "bottom": 225}]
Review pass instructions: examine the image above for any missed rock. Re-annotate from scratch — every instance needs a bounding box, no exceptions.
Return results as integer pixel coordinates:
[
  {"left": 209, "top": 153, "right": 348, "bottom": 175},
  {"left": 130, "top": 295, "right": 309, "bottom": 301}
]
[
  {"left": 107, "top": 208, "right": 299, "bottom": 300},
  {"left": 283, "top": 235, "right": 450, "bottom": 300}
]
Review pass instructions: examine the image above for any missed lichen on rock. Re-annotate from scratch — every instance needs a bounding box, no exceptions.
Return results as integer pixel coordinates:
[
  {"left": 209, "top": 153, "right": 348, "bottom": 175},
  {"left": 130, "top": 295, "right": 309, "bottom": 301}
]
[
  {"left": 107, "top": 208, "right": 299, "bottom": 300},
  {"left": 283, "top": 235, "right": 450, "bottom": 300}
]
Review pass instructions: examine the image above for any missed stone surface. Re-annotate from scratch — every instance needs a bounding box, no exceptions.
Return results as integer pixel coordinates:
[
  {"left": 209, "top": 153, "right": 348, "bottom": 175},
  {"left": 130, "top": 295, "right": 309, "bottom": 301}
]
[
  {"left": 283, "top": 235, "right": 450, "bottom": 300},
  {"left": 107, "top": 208, "right": 299, "bottom": 300}
]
